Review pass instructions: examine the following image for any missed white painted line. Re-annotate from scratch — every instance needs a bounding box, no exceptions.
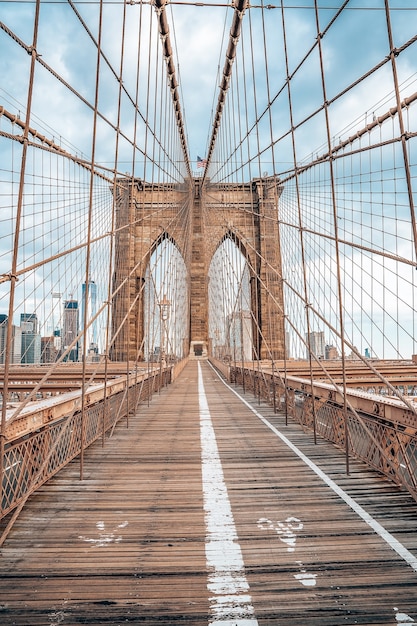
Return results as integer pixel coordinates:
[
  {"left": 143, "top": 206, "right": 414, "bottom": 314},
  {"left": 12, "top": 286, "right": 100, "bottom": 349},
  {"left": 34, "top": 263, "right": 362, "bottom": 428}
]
[
  {"left": 198, "top": 362, "right": 259, "bottom": 626},
  {"left": 210, "top": 363, "right": 417, "bottom": 574}
]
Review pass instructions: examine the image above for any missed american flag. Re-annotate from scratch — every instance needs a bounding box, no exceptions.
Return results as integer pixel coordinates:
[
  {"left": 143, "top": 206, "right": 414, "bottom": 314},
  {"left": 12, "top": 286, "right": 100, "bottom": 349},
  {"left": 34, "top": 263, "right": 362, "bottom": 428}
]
[{"left": 197, "top": 155, "right": 207, "bottom": 169}]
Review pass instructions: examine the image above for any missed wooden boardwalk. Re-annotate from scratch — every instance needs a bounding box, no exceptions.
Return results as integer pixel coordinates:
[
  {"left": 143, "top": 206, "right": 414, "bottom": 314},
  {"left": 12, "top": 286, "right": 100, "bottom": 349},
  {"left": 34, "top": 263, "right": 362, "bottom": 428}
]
[{"left": 1, "top": 359, "right": 417, "bottom": 625}]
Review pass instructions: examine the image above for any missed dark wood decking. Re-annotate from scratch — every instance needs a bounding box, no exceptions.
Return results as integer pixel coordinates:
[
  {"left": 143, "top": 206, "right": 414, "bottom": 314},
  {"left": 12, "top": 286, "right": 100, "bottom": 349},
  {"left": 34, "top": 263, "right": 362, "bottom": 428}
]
[{"left": 1, "top": 360, "right": 417, "bottom": 625}]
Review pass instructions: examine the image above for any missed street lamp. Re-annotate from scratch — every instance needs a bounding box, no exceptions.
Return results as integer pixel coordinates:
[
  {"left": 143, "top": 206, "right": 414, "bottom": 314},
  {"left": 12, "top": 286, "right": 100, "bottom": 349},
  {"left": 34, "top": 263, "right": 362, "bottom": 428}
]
[{"left": 158, "top": 294, "right": 170, "bottom": 367}]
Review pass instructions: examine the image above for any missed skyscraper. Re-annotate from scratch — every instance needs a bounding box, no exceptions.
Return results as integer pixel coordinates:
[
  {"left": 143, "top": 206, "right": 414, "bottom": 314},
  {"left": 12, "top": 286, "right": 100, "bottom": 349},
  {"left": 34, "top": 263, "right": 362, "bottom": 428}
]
[
  {"left": 63, "top": 300, "right": 79, "bottom": 362},
  {"left": 306, "top": 331, "right": 325, "bottom": 359},
  {"left": 0, "top": 314, "right": 7, "bottom": 362},
  {"left": 81, "top": 281, "right": 98, "bottom": 354},
  {"left": 20, "top": 312, "right": 41, "bottom": 364},
  {"left": 20, "top": 312, "right": 38, "bottom": 334},
  {"left": 0, "top": 316, "right": 22, "bottom": 364}
]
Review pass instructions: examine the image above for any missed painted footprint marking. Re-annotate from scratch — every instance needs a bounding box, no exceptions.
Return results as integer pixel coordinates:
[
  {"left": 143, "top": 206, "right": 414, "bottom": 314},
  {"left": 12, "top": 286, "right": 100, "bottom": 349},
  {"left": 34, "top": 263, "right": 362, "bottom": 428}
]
[
  {"left": 394, "top": 607, "right": 415, "bottom": 623},
  {"left": 78, "top": 520, "right": 128, "bottom": 547},
  {"left": 294, "top": 560, "right": 317, "bottom": 587}
]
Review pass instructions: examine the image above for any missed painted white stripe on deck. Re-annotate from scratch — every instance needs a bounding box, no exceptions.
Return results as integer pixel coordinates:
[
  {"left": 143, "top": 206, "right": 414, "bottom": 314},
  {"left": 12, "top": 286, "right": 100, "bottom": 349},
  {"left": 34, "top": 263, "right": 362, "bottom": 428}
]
[
  {"left": 210, "top": 363, "right": 417, "bottom": 574},
  {"left": 198, "top": 362, "right": 258, "bottom": 626}
]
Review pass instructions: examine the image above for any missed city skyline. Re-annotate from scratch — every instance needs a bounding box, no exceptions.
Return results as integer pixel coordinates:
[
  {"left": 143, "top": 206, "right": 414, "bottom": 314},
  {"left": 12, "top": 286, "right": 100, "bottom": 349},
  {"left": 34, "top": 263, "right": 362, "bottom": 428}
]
[{"left": 0, "top": 281, "right": 101, "bottom": 364}]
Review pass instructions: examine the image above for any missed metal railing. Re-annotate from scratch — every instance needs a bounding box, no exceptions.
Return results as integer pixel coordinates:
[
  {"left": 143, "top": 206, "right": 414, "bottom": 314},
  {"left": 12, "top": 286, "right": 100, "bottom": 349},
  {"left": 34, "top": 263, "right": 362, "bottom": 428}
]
[
  {"left": 1, "top": 366, "right": 174, "bottom": 527},
  {"left": 228, "top": 364, "right": 417, "bottom": 502}
]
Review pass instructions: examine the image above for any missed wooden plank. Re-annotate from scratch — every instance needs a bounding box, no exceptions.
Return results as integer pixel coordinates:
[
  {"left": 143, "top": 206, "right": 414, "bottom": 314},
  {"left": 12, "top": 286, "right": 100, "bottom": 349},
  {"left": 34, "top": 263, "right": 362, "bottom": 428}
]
[{"left": 0, "top": 360, "right": 417, "bottom": 625}]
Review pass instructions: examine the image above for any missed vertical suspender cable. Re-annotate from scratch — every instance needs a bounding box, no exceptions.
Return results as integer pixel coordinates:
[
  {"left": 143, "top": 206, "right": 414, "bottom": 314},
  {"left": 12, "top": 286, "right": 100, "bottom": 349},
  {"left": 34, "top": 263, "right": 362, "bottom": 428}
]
[
  {"left": 0, "top": 0, "right": 41, "bottom": 540},
  {"left": 202, "top": 0, "right": 249, "bottom": 184},
  {"left": 313, "top": 0, "right": 349, "bottom": 472},
  {"left": 384, "top": 0, "right": 417, "bottom": 262},
  {"left": 280, "top": 0, "right": 314, "bottom": 430},
  {"left": 80, "top": 0, "right": 105, "bottom": 480},
  {"left": 153, "top": 0, "right": 191, "bottom": 180}
]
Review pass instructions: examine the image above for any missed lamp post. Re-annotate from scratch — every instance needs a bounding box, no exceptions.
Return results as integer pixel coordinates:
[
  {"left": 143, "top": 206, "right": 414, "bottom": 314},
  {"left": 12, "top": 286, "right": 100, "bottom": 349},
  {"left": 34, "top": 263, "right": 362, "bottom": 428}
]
[{"left": 158, "top": 294, "right": 170, "bottom": 369}]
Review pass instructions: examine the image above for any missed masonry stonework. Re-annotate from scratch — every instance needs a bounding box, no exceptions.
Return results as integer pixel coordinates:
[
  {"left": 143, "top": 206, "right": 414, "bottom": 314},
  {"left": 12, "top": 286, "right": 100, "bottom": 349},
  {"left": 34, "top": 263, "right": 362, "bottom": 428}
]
[{"left": 111, "top": 176, "right": 285, "bottom": 361}]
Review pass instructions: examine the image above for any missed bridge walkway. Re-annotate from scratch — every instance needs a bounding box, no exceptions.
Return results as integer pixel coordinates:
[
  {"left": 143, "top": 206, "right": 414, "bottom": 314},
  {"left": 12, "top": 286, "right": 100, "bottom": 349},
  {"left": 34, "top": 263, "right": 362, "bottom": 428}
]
[{"left": 1, "top": 360, "right": 417, "bottom": 625}]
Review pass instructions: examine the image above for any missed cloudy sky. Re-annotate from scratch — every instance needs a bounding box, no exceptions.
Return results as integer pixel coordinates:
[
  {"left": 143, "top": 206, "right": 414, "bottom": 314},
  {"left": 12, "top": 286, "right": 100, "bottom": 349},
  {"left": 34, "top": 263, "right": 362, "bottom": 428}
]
[
  {"left": 1, "top": 1, "right": 416, "bottom": 358},
  {"left": 1, "top": 0, "right": 230, "bottom": 173},
  {"left": 1, "top": 1, "right": 415, "bottom": 175}
]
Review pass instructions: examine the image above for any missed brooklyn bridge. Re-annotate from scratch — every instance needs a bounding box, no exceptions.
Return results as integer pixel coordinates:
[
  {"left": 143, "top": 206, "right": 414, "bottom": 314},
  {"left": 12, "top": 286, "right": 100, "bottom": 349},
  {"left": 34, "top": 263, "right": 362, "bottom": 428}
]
[{"left": 1, "top": 1, "right": 417, "bottom": 623}]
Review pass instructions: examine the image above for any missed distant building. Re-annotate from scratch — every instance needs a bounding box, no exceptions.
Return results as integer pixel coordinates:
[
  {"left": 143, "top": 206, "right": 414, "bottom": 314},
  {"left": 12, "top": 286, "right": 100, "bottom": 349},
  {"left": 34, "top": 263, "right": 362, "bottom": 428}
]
[
  {"left": 149, "top": 346, "right": 160, "bottom": 362},
  {"left": 0, "top": 314, "right": 7, "bottom": 362},
  {"left": 20, "top": 312, "right": 41, "bottom": 364},
  {"left": 62, "top": 300, "right": 79, "bottom": 361},
  {"left": 81, "top": 281, "right": 98, "bottom": 355},
  {"left": 325, "top": 344, "right": 338, "bottom": 360},
  {"left": 306, "top": 331, "right": 325, "bottom": 359},
  {"left": 41, "top": 336, "right": 59, "bottom": 363},
  {"left": 11, "top": 326, "right": 22, "bottom": 363},
  {"left": 21, "top": 332, "right": 41, "bottom": 364},
  {"left": 1, "top": 316, "right": 22, "bottom": 364},
  {"left": 213, "top": 344, "right": 231, "bottom": 361},
  {"left": 227, "top": 310, "right": 253, "bottom": 361},
  {"left": 346, "top": 348, "right": 360, "bottom": 360},
  {"left": 20, "top": 312, "right": 39, "bottom": 334},
  {"left": 53, "top": 328, "right": 62, "bottom": 353}
]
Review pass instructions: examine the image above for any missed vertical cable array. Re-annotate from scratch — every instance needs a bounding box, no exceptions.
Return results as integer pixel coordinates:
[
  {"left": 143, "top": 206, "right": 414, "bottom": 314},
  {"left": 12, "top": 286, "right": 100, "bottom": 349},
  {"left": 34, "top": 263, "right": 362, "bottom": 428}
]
[
  {"left": 0, "top": 0, "right": 191, "bottom": 423},
  {"left": 204, "top": 1, "right": 417, "bottom": 393},
  {"left": 0, "top": 1, "right": 416, "bottom": 450}
]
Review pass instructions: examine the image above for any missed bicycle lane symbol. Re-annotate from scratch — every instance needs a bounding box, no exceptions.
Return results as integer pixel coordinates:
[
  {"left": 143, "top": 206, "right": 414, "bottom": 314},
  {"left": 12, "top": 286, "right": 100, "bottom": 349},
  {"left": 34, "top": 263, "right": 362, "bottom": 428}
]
[{"left": 257, "top": 516, "right": 317, "bottom": 587}]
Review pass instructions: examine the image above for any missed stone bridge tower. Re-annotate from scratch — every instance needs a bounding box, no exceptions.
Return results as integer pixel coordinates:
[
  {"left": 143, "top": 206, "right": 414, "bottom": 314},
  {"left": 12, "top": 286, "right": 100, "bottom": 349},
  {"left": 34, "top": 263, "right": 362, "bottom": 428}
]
[{"left": 111, "top": 176, "right": 285, "bottom": 361}]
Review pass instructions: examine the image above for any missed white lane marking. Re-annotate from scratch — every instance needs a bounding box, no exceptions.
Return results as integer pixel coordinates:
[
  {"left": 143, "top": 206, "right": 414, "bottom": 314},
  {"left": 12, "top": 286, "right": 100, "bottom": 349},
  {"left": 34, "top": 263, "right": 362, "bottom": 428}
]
[
  {"left": 209, "top": 363, "right": 417, "bottom": 574},
  {"left": 198, "top": 362, "right": 259, "bottom": 626}
]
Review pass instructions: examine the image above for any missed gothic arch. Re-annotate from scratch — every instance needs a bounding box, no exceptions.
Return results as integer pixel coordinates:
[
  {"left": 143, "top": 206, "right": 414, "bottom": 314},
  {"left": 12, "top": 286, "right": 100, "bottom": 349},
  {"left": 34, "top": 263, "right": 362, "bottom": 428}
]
[
  {"left": 143, "top": 235, "right": 189, "bottom": 361},
  {"left": 112, "top": 177, "right": 285, "bottom": 360}
]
